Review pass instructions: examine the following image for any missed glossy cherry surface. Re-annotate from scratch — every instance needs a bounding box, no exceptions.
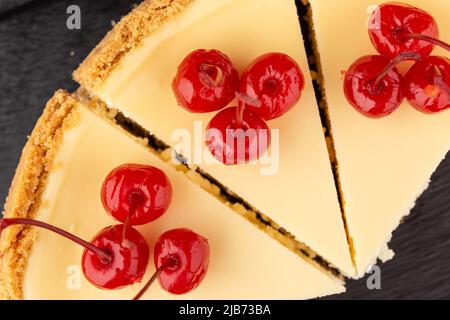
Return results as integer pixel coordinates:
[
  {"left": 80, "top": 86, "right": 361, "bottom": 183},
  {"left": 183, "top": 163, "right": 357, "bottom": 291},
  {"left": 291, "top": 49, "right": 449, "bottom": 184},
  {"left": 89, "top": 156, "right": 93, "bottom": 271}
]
[
  {"left": 101, "top": 164, "right": 172, "bottom": 225},
  {"left": 205, "top": 106, "right": 271, "bottom": 165},
  {"left": 0, "top": 218, "right": 150, "bottom": 291},
  {"left": 240, "top": 52, "right": 304, "bottom": 120},
  {"left": 343, "top": 55, "right": 404, "bottom": 118},
  {"left": 154, "top": 228, "right": 210, "bottom": 295},
  {"left": 403, "top": 55, "right": 450, "bottom": 114},
  {"left": 172, "top": 49, "right": 239, "bottom": 113},
  {"left": 368, "top": 2, "right": 439, "bottom": 59},
  {"left": 82, "top": 224, "right": 149, "bottom": 290}
]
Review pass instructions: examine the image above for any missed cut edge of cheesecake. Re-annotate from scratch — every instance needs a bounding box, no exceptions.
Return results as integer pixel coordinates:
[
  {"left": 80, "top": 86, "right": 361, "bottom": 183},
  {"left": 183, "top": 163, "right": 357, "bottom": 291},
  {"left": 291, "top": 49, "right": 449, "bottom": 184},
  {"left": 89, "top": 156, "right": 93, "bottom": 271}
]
[
  {"left": 0, "top": 90, "right": 78, "bottom": 299},
  {"left": 73, "top": 0, "right": 193, "bottom": 90},
  {"left": 75, "top": 88, "right": 345, "bottom": 281},
  {"left": 296, "top": 0, "right": 357, "bottom": 273}
]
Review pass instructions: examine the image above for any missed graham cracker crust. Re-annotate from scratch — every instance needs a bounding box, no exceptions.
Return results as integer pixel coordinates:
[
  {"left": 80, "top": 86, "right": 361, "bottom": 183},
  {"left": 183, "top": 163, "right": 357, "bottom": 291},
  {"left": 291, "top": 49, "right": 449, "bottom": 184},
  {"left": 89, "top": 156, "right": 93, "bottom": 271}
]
[{"left": 0, "top": 90, "right": 79, "bottom": 299}]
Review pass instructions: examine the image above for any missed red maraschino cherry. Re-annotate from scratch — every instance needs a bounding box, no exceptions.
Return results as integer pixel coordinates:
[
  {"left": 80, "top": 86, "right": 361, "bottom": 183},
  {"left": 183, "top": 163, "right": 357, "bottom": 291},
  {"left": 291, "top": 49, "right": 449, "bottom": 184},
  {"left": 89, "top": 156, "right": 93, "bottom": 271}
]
[
  {"left": 240, "top": 52, "right": 304, "bottom": 120},
  {"left": 101, "top": 164, "right": 172, "bottom": 226},
  {"left": 368, "top": 3, "right": 449, "bottom": 59},
  {"left": 172, "top": 49, "right": 239, "bottom": 113},
  {"left": 82, "top": 224, "right": 149, "bottom": 289},
  {"left": 403, "top": 55, "right": 450, "bottom": 114},
  {"left": 205, "top": 106, "right": 271, "bottom": 165},
  {"left": 343, "top": 52, "right": 420, "bottom": 118},
  {"left": 0, "top": 219, "right": 149, "bottom": 290},
  {"left": 133, "top": 228, "right": 210, "bottom": 299}
]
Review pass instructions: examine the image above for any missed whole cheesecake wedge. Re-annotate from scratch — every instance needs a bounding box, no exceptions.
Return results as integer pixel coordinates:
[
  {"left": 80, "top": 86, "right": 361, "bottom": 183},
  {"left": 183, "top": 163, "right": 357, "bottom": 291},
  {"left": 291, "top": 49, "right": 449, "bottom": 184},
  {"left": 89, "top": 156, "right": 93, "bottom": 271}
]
[
  {"left": 74, "top": 0, "right": 354, "bottom": 276},
  {"left": 308, "top": 0, "right": 450, "bottom": 276},
  {"left": 0, "top": 91, "right": 344, "bottom": 299}
]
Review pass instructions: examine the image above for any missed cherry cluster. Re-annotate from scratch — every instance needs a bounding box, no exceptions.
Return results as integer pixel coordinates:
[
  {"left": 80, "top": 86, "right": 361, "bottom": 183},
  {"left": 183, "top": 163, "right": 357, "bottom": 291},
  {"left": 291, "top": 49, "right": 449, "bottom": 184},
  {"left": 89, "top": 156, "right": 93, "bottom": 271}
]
[
  {"left": 0, "top": 164, "right": 210, "bottom": 299},
  {"left": 172, "top": 49, "right": 305, "bottom": 164},
  {"left": 343, "top": 2, "right": 449, "bottom": 118}
]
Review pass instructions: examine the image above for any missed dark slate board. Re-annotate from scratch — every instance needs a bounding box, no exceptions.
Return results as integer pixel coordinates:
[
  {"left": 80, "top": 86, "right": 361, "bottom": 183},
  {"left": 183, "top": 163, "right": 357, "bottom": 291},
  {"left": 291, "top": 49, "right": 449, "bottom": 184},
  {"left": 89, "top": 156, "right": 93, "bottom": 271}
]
[
  {"left": 0, "top": 0, "right": 448, "bottom": 300},
  {"left": 0, "top": 0, "right": 34, "bottom": 12}
]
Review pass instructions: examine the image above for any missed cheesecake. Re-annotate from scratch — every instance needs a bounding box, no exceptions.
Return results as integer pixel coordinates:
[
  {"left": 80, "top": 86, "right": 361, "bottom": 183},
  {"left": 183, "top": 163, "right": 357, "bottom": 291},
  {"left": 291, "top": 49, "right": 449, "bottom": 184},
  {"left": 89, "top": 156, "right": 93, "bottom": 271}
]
[
  {"left": 0, "top": 91, "right": 344, "bottom": 299},
  {"left": 74, "top": 0, "right": 354, "bottom": 277},
  {"left": 3, "top": 0, "right": 447, "bottom": 300},
  {"left": 308, "top": 0, "right": 450, "bottom": 276}
]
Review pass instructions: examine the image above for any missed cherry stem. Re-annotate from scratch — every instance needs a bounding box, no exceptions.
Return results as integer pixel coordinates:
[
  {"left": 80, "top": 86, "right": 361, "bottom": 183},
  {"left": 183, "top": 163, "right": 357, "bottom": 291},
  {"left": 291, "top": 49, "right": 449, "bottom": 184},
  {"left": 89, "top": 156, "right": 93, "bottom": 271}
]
[
  {"left": 122, "top": 215, "right": 130, "bottom": 245},
  {"left": 123, "top": 192, "right": 144, "bottom": 244},
  {"left": 235, "top": 92, "right": 261, "bottom": 108},
  {"left": 0, "top": 218, "right": 112, "bottom": 264},
  {"left": 433, "top": 66, "right": 450, "bottom": 97},
  {"left": 402, "top": 33, "right": 450, "bottom": 52},
  {"left": 370, "top": 51, "right": 421, "bottom": 91},
  {"left": 234, "top": 92, "right": 261, "bottom": 128},
  {"left": 133, "top": 258, "right": 177, "bottom": 300}
]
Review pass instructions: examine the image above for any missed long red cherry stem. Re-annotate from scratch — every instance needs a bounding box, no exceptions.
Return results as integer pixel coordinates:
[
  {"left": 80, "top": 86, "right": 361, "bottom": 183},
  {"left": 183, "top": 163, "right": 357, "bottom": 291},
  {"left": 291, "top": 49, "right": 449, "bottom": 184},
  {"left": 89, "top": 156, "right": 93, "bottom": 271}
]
[
  {"left": 370, "top": 51, "right": 421, "bottom": 91},
  {"left": 133, "top": 258, "right": 177, "bottom": 300},
  {"left": 234, "top": 92, "right": 261, "bottom": 127},
  {"left": 0, "top": 218, "right": 112, "bottom": 264},
  {"left": 401, "top": 32, "right": 450, "bottom": 52}
]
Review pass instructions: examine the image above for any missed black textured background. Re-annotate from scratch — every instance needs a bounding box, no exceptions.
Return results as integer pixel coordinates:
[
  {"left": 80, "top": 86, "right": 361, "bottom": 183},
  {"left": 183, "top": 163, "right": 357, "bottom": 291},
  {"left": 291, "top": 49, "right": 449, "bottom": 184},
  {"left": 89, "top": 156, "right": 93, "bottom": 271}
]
[{"left": 0, "top": 0, "right": 448, "bottom": 300}]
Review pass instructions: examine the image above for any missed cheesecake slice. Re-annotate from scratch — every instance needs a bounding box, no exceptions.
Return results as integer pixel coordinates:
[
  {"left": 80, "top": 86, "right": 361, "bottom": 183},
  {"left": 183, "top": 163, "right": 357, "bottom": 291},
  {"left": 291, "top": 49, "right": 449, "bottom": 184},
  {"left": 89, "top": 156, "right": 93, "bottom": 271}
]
[
  {"left": 0, "top": 91, "right": 344, "bottom": 299},
  {"left": 308, "top": 0, "right": 450, "bottom": 276},
  {"left": 74, "top": 0, "right": 354, "bottom": 276}
]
